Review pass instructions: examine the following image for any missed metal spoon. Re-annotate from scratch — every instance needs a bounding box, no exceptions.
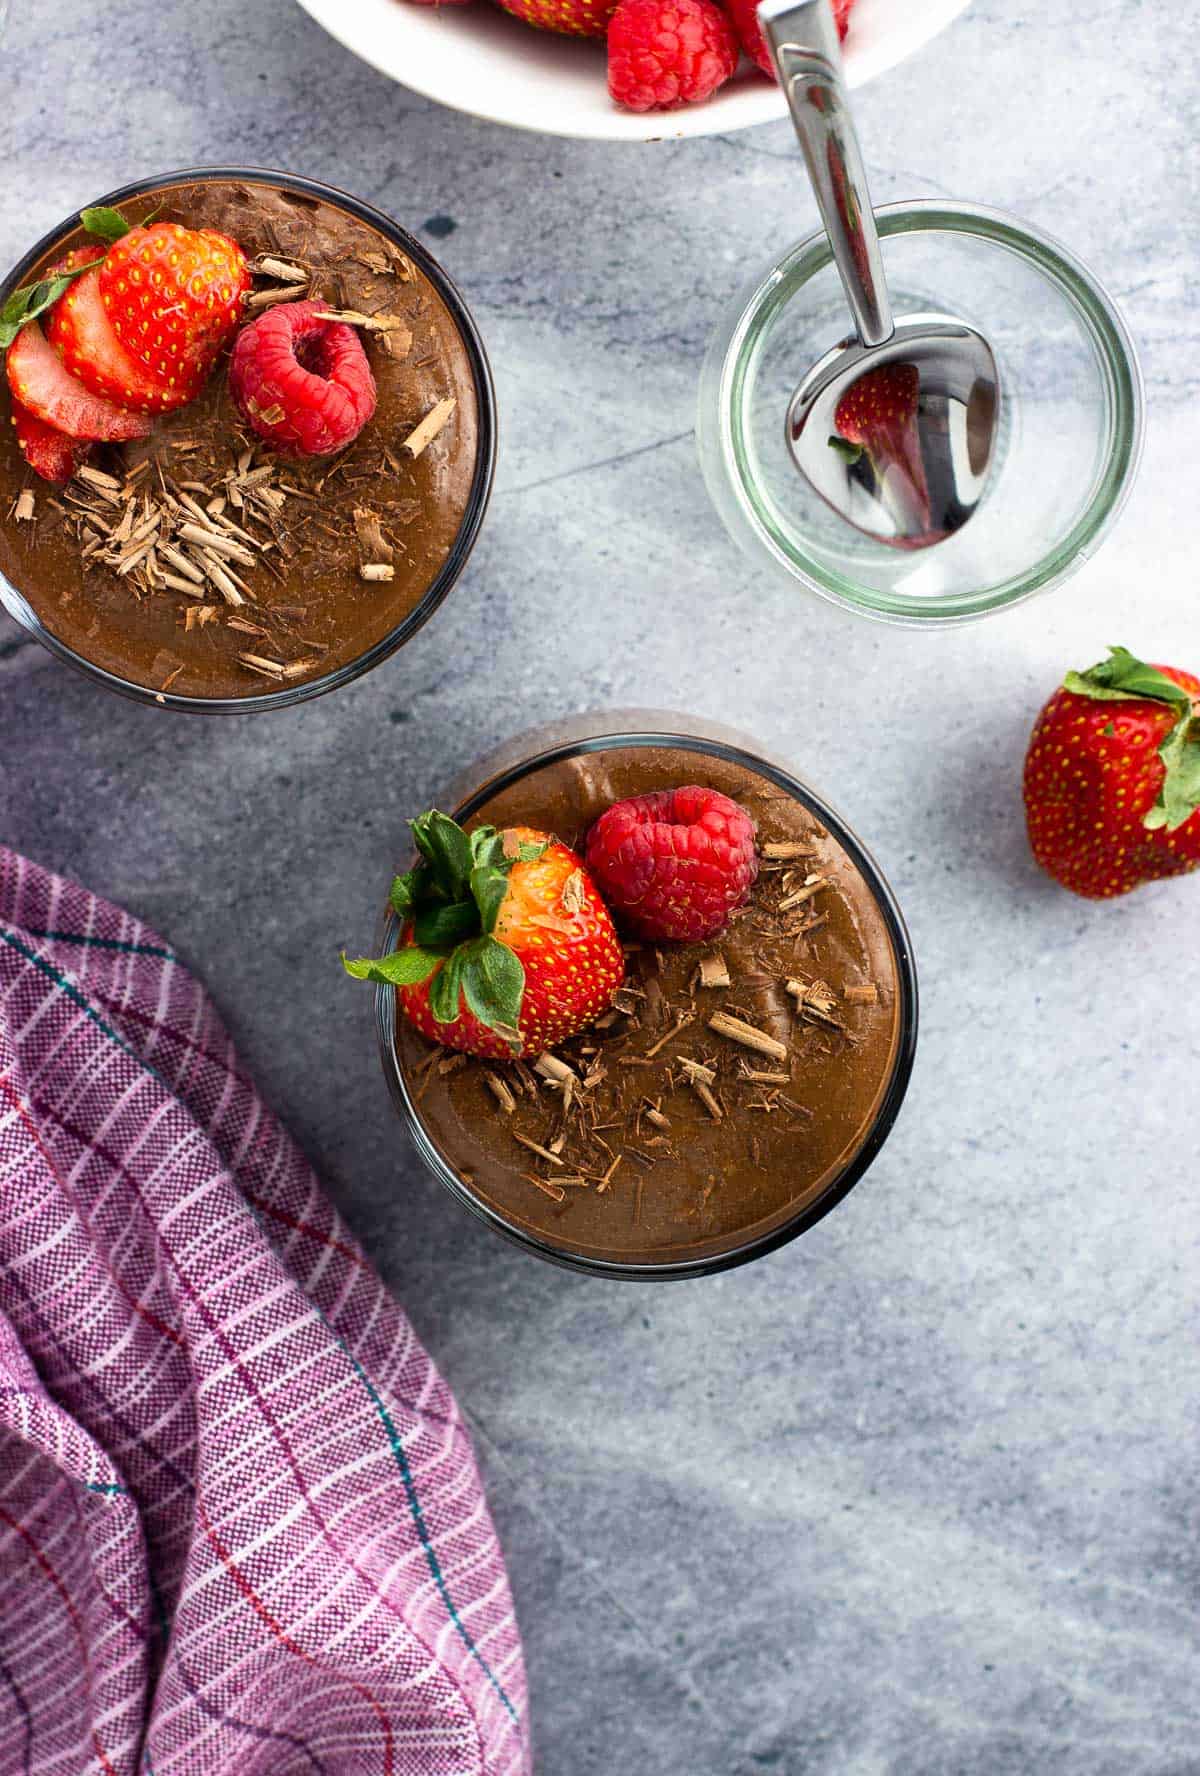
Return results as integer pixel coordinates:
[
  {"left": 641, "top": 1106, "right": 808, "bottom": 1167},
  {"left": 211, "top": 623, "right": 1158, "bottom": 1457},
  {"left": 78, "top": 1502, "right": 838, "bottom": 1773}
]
[{"left": 759, "top": 0, "right": 1000, "bottom": 550}]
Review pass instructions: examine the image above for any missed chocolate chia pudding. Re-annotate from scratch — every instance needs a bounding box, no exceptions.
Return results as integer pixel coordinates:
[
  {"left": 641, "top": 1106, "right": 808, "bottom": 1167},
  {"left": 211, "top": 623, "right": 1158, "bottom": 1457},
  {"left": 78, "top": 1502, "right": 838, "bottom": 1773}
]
[
  {"left": 378, "top": 725, "right": 917, "bottom": 1276},
  {"left": 0, "top": 170, "right": 493, "bottom": 705}
]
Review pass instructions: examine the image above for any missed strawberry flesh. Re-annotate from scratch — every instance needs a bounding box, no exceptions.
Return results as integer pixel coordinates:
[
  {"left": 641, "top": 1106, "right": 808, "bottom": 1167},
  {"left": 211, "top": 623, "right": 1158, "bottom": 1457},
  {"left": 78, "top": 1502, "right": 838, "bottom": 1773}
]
[
  {"left": 6, "top": 321, "right": 153, "bottom": 443},
  {"left": 10, "top": 398, "right": 90, "bottom": 485},
  {"left": 45, "top": 252, "right": 197, "bottom": 415}
]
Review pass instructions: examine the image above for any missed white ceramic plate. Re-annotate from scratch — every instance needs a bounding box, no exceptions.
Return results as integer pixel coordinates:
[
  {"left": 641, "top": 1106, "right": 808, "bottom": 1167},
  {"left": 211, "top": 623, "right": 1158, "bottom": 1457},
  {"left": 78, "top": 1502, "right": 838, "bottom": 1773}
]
[{"left": 294, "top": 0, "right": 972, "bottom": 141}]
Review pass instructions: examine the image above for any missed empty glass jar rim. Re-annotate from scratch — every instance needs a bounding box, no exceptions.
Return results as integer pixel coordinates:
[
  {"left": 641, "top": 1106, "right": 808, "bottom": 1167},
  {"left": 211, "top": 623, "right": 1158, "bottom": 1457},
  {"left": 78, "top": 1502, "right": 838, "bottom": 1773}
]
[{"left": 702, "top": 198, "right": 1144, "bottom": 625}]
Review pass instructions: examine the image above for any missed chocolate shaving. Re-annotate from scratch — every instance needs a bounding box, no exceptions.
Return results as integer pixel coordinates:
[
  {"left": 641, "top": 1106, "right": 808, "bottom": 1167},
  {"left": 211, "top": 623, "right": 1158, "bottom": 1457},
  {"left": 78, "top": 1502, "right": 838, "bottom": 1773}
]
[
  {"left": 696, "top": 952, "right": 731, "bottom": 989},
  {"left": 561, "top": 869, "right": 586, "bottom": 915},
  {"left": 534, "top": 1052, "right": 575, "bottom": 1086},
  {"left": 512, "top": 1132, "right": 563, "bottom": 1168},
  {"left": 643, "top": 1010, "right": 694, "bottom": 1060},
  {"left": 707, "top": 1011, "right": 788, "bottom": 1063},
  {"left": 353, "top": 506, "right": 393, "bottom": 566},
  {"left": 523, "top": 1174, "right": 566, "bottom": 1204},
  {"left": 400, "top": 398, "right": 456, "bottom": 459},
  {"left": 777, "top": 875, "right": 828, "bottom": 913},
  {"left": 253, "top": 255, "right": 310, "bottom": 284},
  {"left": 244, "top": 285, "right": 306, "bottom": 312}
]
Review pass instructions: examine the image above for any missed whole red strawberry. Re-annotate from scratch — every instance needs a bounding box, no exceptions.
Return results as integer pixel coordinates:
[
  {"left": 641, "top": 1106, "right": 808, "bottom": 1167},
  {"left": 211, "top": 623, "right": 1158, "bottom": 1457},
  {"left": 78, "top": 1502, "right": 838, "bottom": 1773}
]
[
  {"left": 607, "top": 0, "right": 738, "bottom": 112},
  {"left": 343, "top": 812, "right": 625, "bottom": 1058},
  {"left": 496, "top": 0, "right": 617, "bottom": 34},
  {"left": 1024, "top": 646, "right": 1200, "bottom": 899},
  {"left": 728, "top": 0, "right": 854, "bottom": 78},
  {"left": 585, "top": 785, "right": 758, "bottom": 942},
  {"left": 100, "top": 221, "right": 250, "bottom": 387}
]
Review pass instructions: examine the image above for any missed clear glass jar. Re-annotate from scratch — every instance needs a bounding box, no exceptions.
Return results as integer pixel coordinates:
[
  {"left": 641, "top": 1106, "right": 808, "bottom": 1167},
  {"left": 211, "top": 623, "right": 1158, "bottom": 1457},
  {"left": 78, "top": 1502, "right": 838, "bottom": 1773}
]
[
  {"left": 0, "top": 166, "right": 497, "bottom": 711},
  {"left": 698, "top": 201, "right": 1144, "bottom": 625},
  {"left": 373, "top": 713, "right": 919, "bottom": 1280}
]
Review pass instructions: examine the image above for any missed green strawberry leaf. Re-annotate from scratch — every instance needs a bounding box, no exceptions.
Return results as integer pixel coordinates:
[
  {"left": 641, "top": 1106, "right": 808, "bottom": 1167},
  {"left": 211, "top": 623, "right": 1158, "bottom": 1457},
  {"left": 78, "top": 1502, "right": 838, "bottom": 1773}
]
[
  {"left": 1065, "top": 646, "right": 1200, "bottom": 834},
  {"left": 461, "top": 936, "right": 525, "bottom": 1037},
  {"left": 343, "top": 808, "right": 543, "bottom": 1039},
  {"left": 79, "top": 205, "right": 132, "bottom": 243},
  {"left": 410, "top": 810, "right": 472, "bottom": 901},
  {"left": 413, "top": 900, "right": 479, "bottom": 949},
  {"left": 388, "top": 868, "right": 422, "bottom": 919},
  {"left": 340, "top": 945, "right": 445, "bottom": 986},
  {"left": 0, "top": 263, "right": 94, "bottom": 354},
  {"left": 1064, "top": 645, "right": 1191, "bottom": 712},
  {"left": 1144, "top": 713, "right": 1200, "bottom": 832},
  {"left": 428, "top": 945, "right": 468, "bottom": 1026},
  {"left": 470, "top": 864, "right": 510, "bottom": 936},
  {"left": 828, "top": 434, "right": 864, "bottom": 464},
  {"left": 468, "top": 824, "right": 506, "bottom": 871}
]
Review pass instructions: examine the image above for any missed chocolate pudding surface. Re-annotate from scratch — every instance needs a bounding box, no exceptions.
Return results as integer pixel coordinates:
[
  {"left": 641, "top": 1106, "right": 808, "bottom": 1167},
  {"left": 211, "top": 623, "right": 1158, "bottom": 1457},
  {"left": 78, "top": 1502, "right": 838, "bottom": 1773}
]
[
  {"left": 397, "top": 746, "right": 905, "bottom": 1266},
  {"left": 0, "top": 177, "right": 482, "bottom": 699}
]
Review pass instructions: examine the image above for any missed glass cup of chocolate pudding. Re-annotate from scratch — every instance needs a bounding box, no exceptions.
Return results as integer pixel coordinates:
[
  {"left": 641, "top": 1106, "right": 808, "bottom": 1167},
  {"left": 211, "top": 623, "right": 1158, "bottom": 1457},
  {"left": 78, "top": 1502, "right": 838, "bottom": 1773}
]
[
  {"left": 0, "top": 167, "right": 495, "bottom": 709},
  {"left": 374, "top": 715, "right": 918, "bottom": 1279}
]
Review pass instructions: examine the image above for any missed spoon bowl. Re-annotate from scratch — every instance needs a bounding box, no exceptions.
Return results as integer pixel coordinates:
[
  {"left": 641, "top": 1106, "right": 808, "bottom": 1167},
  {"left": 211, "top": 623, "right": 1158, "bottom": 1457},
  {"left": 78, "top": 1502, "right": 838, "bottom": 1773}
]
[
  {"left": 786, "top": 312, "right": 999, "bottom": 548},
  {"left": 760, "top": 0, "right": 1001, "bottom": 551}
]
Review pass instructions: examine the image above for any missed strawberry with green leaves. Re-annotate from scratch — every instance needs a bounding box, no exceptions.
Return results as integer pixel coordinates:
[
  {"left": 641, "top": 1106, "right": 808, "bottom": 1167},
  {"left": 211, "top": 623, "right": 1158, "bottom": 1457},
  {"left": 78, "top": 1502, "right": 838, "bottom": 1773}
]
[
  {"left": 2, "top": 202, "right": 249, "bottom": 480},
  {"left": 343, "top": 811, "right": 625, "bottom": 1058},
  {"left": 1024, "top": 645, "right": 1200, "bottom": 899}
]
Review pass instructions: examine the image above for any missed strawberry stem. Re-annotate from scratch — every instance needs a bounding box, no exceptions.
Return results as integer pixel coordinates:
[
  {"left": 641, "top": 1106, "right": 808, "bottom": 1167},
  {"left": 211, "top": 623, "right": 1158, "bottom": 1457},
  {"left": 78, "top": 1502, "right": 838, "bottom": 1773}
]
[{"left": 341, "top": 810, "right": 546, "bottom": 1035}]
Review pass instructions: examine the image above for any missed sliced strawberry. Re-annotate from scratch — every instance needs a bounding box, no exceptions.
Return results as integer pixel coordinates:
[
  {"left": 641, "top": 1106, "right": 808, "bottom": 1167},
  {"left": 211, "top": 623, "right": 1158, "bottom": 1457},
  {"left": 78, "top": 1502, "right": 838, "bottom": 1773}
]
[
  {"left": 10, "top": 398, "right": 90, "bottom": 485},
  {"left": 6, "top": 321, "right": 153, "bottom": 443},
  {"left": 45, "top": 250, "right": 196, "bottom": 415}
]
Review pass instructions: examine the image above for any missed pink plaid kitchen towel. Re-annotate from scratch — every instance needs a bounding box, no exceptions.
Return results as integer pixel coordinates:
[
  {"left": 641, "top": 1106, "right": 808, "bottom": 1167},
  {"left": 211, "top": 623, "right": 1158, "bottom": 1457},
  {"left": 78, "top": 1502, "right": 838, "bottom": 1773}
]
[{"left": 0, "top": 848, "right": 529, "bottom": 1776}]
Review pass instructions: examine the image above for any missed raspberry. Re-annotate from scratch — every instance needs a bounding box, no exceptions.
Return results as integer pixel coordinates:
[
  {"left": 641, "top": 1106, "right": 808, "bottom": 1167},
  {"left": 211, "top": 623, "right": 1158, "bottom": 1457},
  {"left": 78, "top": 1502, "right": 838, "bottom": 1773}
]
[
  {"left": 728, "top": 0, "right": 853, "bottom": 76},
  {"left": 585, "top": 786, "right": 759, "bottom": 943},
  {"left": 607, "top": 0, "right": 738, "bottom": 112},
  {"left": 228, "top": 299, "right": 377, "bottom": 457}
]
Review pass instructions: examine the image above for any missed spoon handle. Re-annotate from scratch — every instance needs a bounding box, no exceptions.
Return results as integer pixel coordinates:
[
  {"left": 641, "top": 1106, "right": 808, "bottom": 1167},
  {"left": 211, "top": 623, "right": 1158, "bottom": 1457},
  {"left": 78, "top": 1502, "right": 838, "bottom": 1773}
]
[{"left": 758, "top": 0, "right": 895, "bottom": 348}]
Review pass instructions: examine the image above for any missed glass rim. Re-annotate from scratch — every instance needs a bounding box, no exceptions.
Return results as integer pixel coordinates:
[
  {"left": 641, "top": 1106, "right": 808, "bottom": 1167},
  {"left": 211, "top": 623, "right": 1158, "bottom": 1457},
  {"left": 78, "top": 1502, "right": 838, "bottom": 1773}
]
[
  {"left": 373, "top": 726, "right": 920, "bottom": 1281},
  {"left": 0, "top": 165, "right": 498, "bottom": 712},
  {"left": 700, "top": 198, "right": 1145, "bottom": 626}
]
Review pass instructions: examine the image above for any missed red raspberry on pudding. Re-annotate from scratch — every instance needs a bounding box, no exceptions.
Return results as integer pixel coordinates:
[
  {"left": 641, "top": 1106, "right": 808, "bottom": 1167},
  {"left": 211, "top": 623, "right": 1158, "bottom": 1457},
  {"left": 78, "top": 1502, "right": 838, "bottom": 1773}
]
[
  {"left": 585, "top": 785, "right": 759, "bottom": 942},
  {"left": 229, "top": 299, "right": 378, "bottom": 456}
]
